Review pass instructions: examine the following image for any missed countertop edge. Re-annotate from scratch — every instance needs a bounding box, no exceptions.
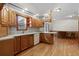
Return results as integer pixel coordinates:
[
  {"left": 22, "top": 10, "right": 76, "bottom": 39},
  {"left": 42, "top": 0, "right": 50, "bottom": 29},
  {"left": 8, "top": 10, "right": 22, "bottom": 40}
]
[
  {"left": 0, "top": 32, "right": 40, "bottom": 41},
  {"left": 0, "top": 32, "right": 57, "bottom": 40}
]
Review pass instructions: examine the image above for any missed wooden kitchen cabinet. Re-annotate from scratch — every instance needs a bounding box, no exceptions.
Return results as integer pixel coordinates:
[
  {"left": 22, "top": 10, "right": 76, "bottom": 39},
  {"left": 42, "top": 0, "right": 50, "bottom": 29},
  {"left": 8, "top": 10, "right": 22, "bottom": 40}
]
[
  {"left": 40, "top": 33, "right": 46, "bottom": 42},
  {"left": 57, "top": 32, "right": 67, "bottom": 38},
  {"left": 8, "top": 8, "right": 16, "bottom": 26},
  {"left": 26, "top": 16, "right": 44, "bottom": 28},
  {"left": 0, "top": 39, "right": 14, "bottom": 56},
  {"left": 0, "top": 34, "right": 35, "bottom": 56},
  {"left": 20, "top": 35, "right": 28, "bottom": 50},
  {"left": 1, "top": 6, "right": 9, "bottom": 26},
  {"left": 20, "top": 35, "right": 34, "bottom": 51},
  {"left": 27, "top": 35, "right": 34, "bottom": 48},
  {"left": 0, "top": 3, "right": 4, "bottom": 11},
  {"left": 0, "top": 24, "right": 8, "bottom": 37},
  {"left": 0, "top": 6, "right": 16, "bottom": 27},
  {"left": 40, "top": 33, "right": 53, "bottom": 44},
  {"left": 14, "top": 36, "right": 21, "bottom": 54},
  {"left": 31, "top": 17, "right": 44, "bottom": 27}
]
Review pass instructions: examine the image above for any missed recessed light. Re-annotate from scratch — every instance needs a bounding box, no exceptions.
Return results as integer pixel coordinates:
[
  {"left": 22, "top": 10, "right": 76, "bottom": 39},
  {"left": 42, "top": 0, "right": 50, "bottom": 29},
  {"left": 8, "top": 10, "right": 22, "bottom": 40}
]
[
  {"left": 56, "top": 9, "right": 60, "bottom": 12},
  {"left": 68, "top": 15, "right": 73, "bottom": 18},
  {"left": 22, "top": 10, "right": 25, "bottom": 12},
  {"left": 66, "top": 14, "right": 75, "bottom": 18},
  {"left": 53, "top": 7, "right": 61, "bottom": 12},
  {"left": 36, "top": 14, "right": 39, "bottom": 16},
  {"left": 25, "top": 8, "right": 28, "bottom": 11}
]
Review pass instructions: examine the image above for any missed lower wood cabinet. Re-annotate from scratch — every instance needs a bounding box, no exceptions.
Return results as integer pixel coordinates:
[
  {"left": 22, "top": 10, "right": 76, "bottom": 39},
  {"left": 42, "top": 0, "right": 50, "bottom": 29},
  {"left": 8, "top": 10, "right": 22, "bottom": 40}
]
[
  {"left": 0, "top": 34, "right": 34, "bottom": 56},
  {"left": 21, "top": 35, "right": 28, "bottom": 51},
  {"left": 57, "top": 32, "right": 67, "bottom": 38},
  {"left": 14, "top": 36, "right": 21, "bottom": 54},
  {"left": 40, "top": 33, "right": 53, "bottom": 44},
  {"left": 20, "top": 35, "right": 34, "bottom": 51},
  {"left": 0, "top": 39, "right": 14, "bottom": 56},
  {"left": 57, "top": 32, "right": 78, "bottom": 39},
  {"left": 27, "top": 35, "right": 34, "bottom": 48}
]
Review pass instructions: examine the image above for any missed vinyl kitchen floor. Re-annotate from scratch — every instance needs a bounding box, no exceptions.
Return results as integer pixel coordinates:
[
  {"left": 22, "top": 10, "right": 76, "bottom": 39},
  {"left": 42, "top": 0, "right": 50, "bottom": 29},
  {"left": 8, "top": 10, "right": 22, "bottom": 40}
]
[{"left": 17, "top": 37, "right": 79, "bottom": 56}]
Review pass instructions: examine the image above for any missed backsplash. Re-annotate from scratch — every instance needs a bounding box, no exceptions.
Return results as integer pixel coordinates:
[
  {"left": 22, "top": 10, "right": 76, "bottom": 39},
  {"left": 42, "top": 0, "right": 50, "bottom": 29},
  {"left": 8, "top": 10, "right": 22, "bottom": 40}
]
[{"left": 9, "top": 27, "right": 41, "bottom": 35}]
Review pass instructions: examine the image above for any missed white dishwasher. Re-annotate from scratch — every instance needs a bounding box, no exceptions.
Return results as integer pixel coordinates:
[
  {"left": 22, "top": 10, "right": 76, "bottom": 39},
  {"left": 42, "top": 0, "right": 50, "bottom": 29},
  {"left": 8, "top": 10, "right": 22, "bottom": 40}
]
[{"left": 34, "top": 33, "right": 40, "bottom": 45}]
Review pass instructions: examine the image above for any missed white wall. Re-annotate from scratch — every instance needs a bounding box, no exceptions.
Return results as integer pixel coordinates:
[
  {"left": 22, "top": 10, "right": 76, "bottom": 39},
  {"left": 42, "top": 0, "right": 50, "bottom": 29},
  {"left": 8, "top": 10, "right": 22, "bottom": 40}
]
[{"left": 52, "top": 19, "right": 78, "bottom": 31}]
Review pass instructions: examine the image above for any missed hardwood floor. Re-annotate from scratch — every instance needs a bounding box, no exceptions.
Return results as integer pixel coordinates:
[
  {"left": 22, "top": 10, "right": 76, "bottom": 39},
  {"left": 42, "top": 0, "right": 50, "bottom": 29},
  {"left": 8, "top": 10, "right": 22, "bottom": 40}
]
[{"left": 17, "top": 37, "right": 79, "bottom": 56}]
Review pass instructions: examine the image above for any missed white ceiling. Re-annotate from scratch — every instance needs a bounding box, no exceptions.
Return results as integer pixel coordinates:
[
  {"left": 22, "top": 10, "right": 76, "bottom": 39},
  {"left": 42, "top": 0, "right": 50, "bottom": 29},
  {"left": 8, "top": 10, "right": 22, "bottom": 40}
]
[{"left": 12, "top": 3, "right": 79, "bottom": 20}]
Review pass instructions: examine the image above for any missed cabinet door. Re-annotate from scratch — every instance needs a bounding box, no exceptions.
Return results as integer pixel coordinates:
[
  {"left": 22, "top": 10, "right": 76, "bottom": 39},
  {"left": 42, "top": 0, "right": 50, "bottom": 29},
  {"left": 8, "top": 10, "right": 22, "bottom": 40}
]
[
  {"left": 21, "top": 35, "right": 28, "bottom": 50},
  {"left": 1, "top": 6, "right": 16, "bottom": 27},
  {"left": 40, "top": 33, "right": 53, "bottom": 44},
  {"left": 40, "top": 33, "right": 46, "bottom": 42},
  {"left": 0, "top": 3, "right": 4, "bottom": 11},
  {"left": 31, "top": 18, "right": 36, "bottom": 27},
  {"left": 31, "top": 17, "right": 44, "bottom": 28},
  {"left": 8, "top": 9, "right": 16, "bottom": 26},
  {"left": 0, "top": 24, "right": 8, "bottom": 37},
  {"left": 21, "top": 35, "right": 34, "bottom": 50},
  {"left": 39, "top": 20, "right": 43, "bottom": 27},
  {"left": 0, "top": 39, "right": 14, "bottom": 56},
  {"left": 14, "top": 36, "right": 21, "bottom": 54},
  {"left": 27, "top": 35, "right": 34, "bottom": 48},
  {"left": 1, "top": 6, "right": 9, "bottom": 26}
]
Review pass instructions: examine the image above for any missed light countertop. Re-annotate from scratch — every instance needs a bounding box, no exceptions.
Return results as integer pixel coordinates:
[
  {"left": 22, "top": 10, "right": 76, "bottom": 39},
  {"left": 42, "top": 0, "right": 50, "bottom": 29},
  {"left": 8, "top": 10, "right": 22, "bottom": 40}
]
[
  {"left": 41, "top": 32, "right": 57, "bottom": 34},
  {"left": 0, "top": 32, "right": 40, "bottom": 41},
  {"left": 0, "top": 35, "right": 15, "bottom": 41},
  {"left": 0, "top": 32, "right": 57, "bottom": 41}
]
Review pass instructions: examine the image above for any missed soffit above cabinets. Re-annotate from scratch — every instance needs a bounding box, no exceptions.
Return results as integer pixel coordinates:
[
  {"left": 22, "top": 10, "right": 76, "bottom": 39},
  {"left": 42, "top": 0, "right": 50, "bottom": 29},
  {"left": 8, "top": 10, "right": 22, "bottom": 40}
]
[{"left": 9, "top": 3, "right": 79, "bottom": 20}]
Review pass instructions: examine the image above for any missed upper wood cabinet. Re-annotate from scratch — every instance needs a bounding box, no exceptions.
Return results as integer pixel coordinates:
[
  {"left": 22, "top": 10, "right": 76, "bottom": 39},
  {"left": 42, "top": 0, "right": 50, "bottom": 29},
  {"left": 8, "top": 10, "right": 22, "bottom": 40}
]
[
  {"left": 0, "top": 3, "right": 4, "bottom": 11},
  {"left": 0, "top": 24, "right": 8, "bottom": 37},
  {"left": 31, "top": 17, "right": 44, "bottom": 28},
  {"left": 0, "top": 6, "right": 9, "bottom": 26},
  {"left": 26, "top": 16, "right": 44, "bottom": 28},
  {"left": 0, "top": 6, "right": 16, "bottom": 27},
  {"left": 8, "top": 8, "right": 16, "bottom": 26}
]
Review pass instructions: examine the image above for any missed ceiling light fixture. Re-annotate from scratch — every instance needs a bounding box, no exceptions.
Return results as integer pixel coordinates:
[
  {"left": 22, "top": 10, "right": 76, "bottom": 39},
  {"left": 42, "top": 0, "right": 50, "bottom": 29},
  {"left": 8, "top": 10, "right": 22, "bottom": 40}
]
[
  {"left": 22, "top": 10, "right": 25, "bottom": 12},
  {"left": 22, "top": 8, "right": 28, "bottom": 12},
  {"left": 24, "top": 8, "right": 28, "bottom": 11},
  {"left": 66, "top": 14, "right": 75, "bottom": 18},
  {"left": 53, "top": 7, "right": 61, "bottom": 12}
]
